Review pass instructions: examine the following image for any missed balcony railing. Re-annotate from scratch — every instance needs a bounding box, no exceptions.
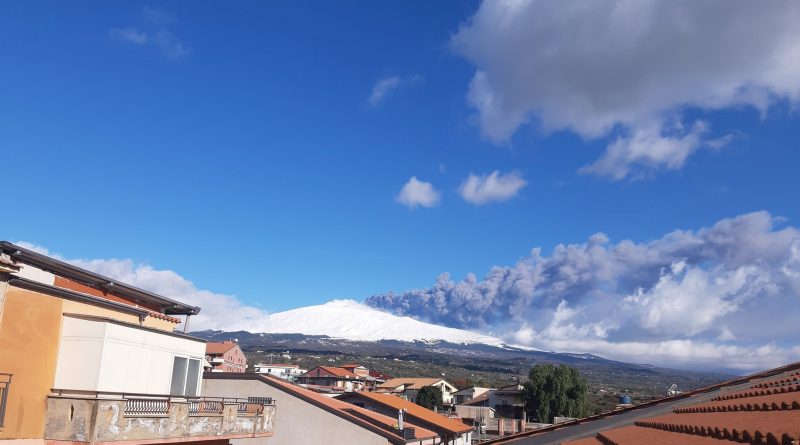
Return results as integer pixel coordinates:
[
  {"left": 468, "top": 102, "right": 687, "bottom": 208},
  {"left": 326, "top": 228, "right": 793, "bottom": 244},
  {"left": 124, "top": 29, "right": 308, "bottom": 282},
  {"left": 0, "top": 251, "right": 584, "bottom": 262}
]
[
  {"left": 0, "top": 373, "right": 11, "bottom": 429},
  {"left": 45, "top": 389, "right": 275, "bottom": 444}
]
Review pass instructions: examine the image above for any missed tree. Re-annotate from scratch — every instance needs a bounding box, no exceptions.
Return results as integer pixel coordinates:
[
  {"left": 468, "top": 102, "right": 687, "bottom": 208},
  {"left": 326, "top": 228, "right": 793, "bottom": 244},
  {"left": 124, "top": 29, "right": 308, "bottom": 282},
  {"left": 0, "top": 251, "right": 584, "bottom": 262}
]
[
  {"left": 522, "top": 364, "right": 589, "bottom": 423},
  {"left": 415, "top": 385, "right": 444, "bottom": 410}
]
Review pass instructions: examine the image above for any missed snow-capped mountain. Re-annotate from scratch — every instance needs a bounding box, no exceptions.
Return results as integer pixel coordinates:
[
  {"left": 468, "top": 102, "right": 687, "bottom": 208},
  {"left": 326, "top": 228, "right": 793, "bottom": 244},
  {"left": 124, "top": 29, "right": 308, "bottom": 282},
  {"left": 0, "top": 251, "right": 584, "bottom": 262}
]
[{"left": 261, "top": 299, "right": 507, "bottom": 346}]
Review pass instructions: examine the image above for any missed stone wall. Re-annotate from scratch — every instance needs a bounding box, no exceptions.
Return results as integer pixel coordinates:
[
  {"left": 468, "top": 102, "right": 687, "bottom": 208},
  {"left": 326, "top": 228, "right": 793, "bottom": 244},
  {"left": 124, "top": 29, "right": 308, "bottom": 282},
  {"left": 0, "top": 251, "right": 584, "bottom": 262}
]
[{"left": 44, "top": 396, "right": 274, "bottom": 443}]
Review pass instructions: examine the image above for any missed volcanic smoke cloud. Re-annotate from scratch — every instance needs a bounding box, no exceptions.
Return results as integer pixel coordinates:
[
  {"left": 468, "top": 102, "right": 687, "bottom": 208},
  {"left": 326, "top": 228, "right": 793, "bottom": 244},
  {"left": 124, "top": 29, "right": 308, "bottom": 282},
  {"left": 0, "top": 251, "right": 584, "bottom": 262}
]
[{"left": 366, "top": 211, "right": 800, "bottom": 371}]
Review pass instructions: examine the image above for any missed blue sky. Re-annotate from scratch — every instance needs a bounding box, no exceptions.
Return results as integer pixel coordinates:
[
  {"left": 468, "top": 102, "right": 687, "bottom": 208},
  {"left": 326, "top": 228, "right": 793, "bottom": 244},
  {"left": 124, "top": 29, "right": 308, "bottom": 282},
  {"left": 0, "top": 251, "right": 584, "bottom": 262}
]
[{"left": 2, "top": 1, "right": 800, "bottom": 370}]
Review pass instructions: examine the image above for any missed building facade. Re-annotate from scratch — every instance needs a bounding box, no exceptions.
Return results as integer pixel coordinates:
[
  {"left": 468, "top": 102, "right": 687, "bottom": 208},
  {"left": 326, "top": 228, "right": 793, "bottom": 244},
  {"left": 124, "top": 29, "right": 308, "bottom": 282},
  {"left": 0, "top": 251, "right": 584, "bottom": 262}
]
[
  {"left": 296, "top": 366, "right": 365, "bottom": 392},
  {"left": 0, "top": 242, "right": 275, "bottom": 445},
  {"left": 206, "top": 340, "right": 247, "bottom": 373},
  {"left": 453, "top": 387, "right": 492, "bottom": 405}
]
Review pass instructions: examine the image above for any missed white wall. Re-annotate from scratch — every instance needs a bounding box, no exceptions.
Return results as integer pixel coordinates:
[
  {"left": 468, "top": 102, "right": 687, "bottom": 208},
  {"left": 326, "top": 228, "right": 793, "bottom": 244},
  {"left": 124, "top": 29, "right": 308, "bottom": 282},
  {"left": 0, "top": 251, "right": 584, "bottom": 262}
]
[
  {"left": 54, "top": 315, "right": 206, "bottom": 395},
  {"left": 203, "top": 378, "right": 390, "bottom": 445}
]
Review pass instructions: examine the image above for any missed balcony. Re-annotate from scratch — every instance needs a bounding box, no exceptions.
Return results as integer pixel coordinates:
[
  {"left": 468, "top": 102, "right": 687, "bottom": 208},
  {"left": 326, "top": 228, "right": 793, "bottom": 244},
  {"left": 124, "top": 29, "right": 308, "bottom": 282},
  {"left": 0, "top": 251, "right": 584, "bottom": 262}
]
[{"left": 44, "top": 391, "right": 275, "bottom": 444}]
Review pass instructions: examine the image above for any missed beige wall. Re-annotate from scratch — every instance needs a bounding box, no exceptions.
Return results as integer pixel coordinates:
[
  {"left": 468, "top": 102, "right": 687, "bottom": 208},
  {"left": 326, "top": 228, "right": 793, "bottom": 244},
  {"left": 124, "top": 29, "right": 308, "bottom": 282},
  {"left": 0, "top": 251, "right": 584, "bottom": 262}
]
[
  {"left": 203, "top": 379, "right": 390, "bottom": 445},
  {"left": 0, "top": 287, "right": 63, "bottom": 439},
  {"left": 61, "top": 290, "right": 176, "bottom": 332}
]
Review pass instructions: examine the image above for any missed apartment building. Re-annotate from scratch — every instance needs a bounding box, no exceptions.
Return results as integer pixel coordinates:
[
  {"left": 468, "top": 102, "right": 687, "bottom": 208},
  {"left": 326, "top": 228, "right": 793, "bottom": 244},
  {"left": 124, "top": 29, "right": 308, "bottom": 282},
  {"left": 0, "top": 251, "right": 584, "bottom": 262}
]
[
  {"left": 0, "top": 242, "right": 276, "bottom": 445},
  {"left": 206, "top": 340, "right": 247, "bottom": 373}
]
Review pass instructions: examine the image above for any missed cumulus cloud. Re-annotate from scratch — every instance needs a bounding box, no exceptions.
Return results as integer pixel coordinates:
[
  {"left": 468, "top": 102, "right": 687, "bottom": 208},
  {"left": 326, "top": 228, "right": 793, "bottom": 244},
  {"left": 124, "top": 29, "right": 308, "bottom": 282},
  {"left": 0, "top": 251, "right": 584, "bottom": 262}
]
[
  {"left": 14, "top": 242, "right": 270, "bottom": 332},
  {"left": 366, "top": 211, "right": 800, "bottom": 371},
  {"left": 396, "top": 176, "right": 441, "bottom": 209},
  {"left": 110, "top": 7, "right": 187, "bottom": 59},
  {"left": 451, "top": 1, "right": 800, "bottom": 179},
  {"left": 368, "top": 75, "right": 423, "bottom": 107},
  {"left": 458, "top": 170, "right": 527, "bottom": 205}
]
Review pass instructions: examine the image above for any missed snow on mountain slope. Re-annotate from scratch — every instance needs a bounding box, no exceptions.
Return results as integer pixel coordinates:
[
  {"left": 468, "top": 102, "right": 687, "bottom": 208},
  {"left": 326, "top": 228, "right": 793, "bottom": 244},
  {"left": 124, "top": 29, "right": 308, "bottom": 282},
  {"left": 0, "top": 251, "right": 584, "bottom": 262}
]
[{"left": 263, "top": 299, "right": 507, "bottom": 346}]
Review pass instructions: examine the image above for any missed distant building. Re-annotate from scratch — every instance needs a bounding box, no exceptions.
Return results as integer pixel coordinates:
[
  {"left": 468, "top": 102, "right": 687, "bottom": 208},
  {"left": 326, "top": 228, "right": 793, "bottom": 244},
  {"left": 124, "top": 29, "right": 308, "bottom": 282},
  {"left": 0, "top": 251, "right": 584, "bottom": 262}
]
[
  {"left": 376, "top": 378, "right": 459, "bottom": 405},
  {"left": 297, "top": 366, "right": 365, "bottom": 392},
  {"left": 342, "top": 363, "right": 370, "bottom": 377},
  {"left": 255, "top": 363, "right": 306, "bottom": 381},
  {"left": 487, "top": 384, "right": 525, "bottom": 419},
  {"left": 453, "top": 386, "right": 493, "bottom": 405},
  {"left": 205, "top": 340, "right": 247, "bottom": 373}
]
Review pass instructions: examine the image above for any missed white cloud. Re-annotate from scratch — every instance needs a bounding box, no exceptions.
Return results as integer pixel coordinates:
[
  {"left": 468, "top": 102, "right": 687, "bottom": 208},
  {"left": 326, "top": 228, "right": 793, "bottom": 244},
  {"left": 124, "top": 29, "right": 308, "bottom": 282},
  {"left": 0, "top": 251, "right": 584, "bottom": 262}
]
[
  {"left": 458, "top": 170, "right": 527, "bottom": 205},
  {"left": 452, "top": 0, "right": 800, "bottom": 179},
  {"left": 368, "top": 75, "right": 423, "bottom": 107},
  {"left": 396, "top": 176, "right": 441, "bottom": 209},
  {"left": 367, "top": 211, "right": 800, "bottom": 371},
  {"left": 110, "top": 7, "right": 187, "bottom": 59},
  {"left": 14, "top": 242, "right": 270, "bottom": 332},
  {"left": 621, "top": 261, "right": 763, "bottom": 337},
  {"left": 110, "top": 27, "right": 148, "bottom": 45}
]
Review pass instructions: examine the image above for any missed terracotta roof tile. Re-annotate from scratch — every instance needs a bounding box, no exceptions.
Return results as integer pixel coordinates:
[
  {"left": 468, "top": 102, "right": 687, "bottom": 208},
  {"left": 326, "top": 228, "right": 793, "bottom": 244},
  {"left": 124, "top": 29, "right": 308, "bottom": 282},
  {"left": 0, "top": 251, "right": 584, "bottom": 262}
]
[
  {"left": 557, "top": 365, "right": 800, "bottom": 445},
  {"left": 751, "top": 372, "right": 800, "bottom": 388},
  {"left": 350, "top": 391, "right": 473, "bottom": 434},
  {"left": 597, "top": 425, "right": 742, "bottom": 445},
  {"left": 205, "top": 340, "right": 238, "bottom": 354},
  {"left": 713, "top": 383, "right": 800, "bottom": 401},
  {"left": 340, "top": 408, "right": 438, "bottom": 440},
  {"left": 636, "top": 410, "right": 800, "bottom": 444},
  {"left": 675, "top": 391, "right": 800, "bottom": 413}
]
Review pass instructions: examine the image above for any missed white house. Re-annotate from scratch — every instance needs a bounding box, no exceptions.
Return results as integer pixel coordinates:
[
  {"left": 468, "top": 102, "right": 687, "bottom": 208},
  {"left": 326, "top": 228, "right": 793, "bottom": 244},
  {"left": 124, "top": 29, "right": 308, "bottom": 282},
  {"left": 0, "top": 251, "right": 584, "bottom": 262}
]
[
  {"left": 254, "top": 363, "right": 306, "bottom": 381},
  {"left": 453, "top": 386, "right": 492, "bottom": 405},
  {"left": 376, "top": 378, "right": 459, "bottom": 405}
]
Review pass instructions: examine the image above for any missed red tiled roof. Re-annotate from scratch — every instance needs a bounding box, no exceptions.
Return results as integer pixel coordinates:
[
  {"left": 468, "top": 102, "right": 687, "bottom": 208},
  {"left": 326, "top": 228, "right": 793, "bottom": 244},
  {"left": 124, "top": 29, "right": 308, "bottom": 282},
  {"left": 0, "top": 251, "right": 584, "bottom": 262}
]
[
  {"left": 340, "top": 408, "right": 438, "bottom": 440},
  {"left": 636, "top": 411, "right": 800, "bottom": 442},
  {"left": 205, "top": 340, "right": 238, "bottom": 354},
  {"left": 597, "top": 425, "right": 736, "bottom": 445},
  {"left": 560, "top": 364, "right": 800, "bottom": 445},
  {"left": 300, "top": 366, "right": 359, "bottom": 378},
  {"left": 351, "top": 391, "right": 473, "bottom": 434}
]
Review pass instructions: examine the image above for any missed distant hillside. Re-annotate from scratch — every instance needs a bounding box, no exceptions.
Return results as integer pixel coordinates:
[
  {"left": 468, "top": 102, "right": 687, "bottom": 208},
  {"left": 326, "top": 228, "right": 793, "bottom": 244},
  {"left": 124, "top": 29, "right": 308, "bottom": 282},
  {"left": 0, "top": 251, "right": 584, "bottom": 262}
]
[{"left": 193, "top": 329, "right": 732, "bottom": 411}]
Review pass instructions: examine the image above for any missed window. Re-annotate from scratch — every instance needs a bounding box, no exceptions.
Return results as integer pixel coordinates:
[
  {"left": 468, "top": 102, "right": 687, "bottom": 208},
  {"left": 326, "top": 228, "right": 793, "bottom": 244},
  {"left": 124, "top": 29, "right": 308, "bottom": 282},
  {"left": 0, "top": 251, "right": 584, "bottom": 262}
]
[
  {"left": 185, "top": 359, "right": 200, "bottom": 396},
  {"left": 170, "top": 356, "right": 201, "bottom": 396},
  {"left": 170, "top": 357, "right": 188, "bottom": 395}
]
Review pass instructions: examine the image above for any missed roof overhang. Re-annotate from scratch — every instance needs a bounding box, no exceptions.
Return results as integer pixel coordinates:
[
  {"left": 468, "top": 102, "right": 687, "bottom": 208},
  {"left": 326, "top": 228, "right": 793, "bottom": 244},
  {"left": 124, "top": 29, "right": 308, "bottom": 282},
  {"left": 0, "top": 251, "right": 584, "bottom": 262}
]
[{"left": 0, "top": 241, "right": 200, "bottom": 315}]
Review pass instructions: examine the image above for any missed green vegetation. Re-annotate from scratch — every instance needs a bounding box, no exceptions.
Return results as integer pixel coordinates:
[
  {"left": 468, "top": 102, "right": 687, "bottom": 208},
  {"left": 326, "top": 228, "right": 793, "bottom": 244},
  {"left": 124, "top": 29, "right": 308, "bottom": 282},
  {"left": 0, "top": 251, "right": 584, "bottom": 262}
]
[
  {"left": 522, "top": 364, "right": 590, "bottom": 423},
  {"left": 415, "top": 385, "right": 444, "bottom": 410}
]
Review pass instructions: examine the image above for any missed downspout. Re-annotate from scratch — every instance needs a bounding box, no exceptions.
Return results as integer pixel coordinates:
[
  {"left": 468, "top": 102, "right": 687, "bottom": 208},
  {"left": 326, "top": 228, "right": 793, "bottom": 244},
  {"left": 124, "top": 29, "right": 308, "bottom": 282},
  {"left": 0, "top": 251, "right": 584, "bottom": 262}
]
[
  {"left": 183, "top": 314, "right": 191, "bottom": 333},
  {"left": 0, "top": 273, "right": 8, "bottom": 329}
]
